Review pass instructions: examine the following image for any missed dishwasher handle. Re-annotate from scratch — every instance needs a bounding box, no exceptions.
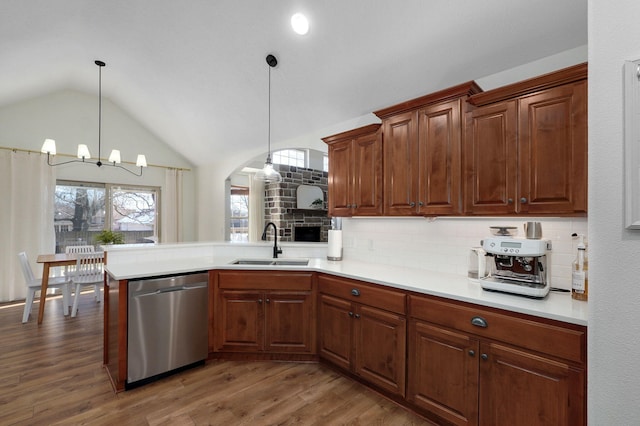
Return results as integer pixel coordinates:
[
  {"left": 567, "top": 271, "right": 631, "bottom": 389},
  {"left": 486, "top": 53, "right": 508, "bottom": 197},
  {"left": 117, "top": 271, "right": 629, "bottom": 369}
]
[{"left": 134, "top": 283, "right": 207, "bottom": 298}]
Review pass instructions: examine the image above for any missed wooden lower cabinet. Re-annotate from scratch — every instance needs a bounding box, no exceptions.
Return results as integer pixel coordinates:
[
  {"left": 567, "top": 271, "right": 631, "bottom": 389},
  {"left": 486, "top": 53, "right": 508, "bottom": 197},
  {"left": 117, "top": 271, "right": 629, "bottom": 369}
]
[
  {"left": 208, "top": 270, "right": 586, "bottom": 424},
  {"left": 213, "top": 270, "right": 315, "bottom": 354},
  {"left": 407, "top": 295, "right": 586, "bottom": 426},
  {"left": 479, "top": 341, "right": 585, "bottom": 426},
  {"left": 408, "top": 320, "right": 479, "bottom": 425},
  {"left": 318, "top": 274, "right": 406, "bottom": 397}
]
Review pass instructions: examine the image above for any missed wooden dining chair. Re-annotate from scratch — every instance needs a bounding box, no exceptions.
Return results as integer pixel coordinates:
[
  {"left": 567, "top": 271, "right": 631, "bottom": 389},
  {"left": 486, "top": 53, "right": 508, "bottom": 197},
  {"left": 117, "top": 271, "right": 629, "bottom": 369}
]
[
  {"left": 65, "top": 245, "right": 100, "bottom": 303},
  {"left": 70, "top": 252, "right": 104, "bottom": 317},
  {"left": 18, "top": 252, "right": 72, "bottom": 323}
]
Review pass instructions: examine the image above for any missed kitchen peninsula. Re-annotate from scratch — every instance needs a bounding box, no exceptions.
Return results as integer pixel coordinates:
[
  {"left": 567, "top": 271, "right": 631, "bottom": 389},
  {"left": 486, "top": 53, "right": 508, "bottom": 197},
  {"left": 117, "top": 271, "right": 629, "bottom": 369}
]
[{"left": 103, "top": 241, "right": 587, "bottom": 425}]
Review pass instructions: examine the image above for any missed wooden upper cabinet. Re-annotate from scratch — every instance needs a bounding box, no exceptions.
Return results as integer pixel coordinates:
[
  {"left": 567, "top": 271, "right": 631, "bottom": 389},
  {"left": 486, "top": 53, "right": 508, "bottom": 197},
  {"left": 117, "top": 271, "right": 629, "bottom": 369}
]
[
  {"left": 518, "top": 80, "right": 587, "bottom": 214},
  {"left": 323, "top": 124, "right": 383, "bottom": 217},
  {"left": 418, "top": 99, "right": 463, "bottom": 215},
  {"left": 466, "top": 63, "right": 588, "bottom": 216},
  {"left": 381, "top": 111, "right": 419, "bottom": 215},
  {"left": 375, "top": 81, "right": 481, "bottom": 216},
  {"left": 326, "top": 138, "right": 352, "bottom": 216},
  {"left": 464, "top": 100, "right": 518, "bottom": 215},
  {"left": 324, "top": 63, "right": 587, "bottom": 218}
]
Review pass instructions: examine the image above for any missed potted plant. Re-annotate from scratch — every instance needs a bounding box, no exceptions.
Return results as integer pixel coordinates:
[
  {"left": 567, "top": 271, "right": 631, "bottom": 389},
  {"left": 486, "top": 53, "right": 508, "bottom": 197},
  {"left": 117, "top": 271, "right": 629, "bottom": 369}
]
[
  {"left": 95, "top": 229, "right": 125, "bottom": 245},
  {"left": 310, "top": 198, "right": 324, "bottom": 209}
]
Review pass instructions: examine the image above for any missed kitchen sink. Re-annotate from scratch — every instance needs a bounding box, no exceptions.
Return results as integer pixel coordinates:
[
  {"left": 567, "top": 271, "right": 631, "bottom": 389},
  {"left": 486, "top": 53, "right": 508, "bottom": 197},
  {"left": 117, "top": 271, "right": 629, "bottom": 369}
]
[{"left": 229, "top": 258, "right": 309, "bottom": 266}]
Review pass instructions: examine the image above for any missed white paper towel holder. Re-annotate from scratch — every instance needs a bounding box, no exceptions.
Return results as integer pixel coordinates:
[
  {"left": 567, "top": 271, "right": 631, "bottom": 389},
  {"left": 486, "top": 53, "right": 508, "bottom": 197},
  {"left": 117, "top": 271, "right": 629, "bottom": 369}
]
[{"left": 327, "top": 229, "right": 343, "bottom": 261}]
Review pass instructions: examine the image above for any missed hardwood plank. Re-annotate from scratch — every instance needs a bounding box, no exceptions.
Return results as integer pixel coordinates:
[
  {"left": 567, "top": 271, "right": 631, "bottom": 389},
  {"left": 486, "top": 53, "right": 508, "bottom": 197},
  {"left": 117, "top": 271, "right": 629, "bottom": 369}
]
[{"left": 0, "top": 293, "right": 433, "bottom": 425}]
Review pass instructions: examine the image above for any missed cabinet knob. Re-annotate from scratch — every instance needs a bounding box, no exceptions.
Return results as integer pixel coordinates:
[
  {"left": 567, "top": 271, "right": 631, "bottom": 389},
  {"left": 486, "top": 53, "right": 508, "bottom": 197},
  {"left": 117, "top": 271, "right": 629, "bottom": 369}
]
[
  {"left": 349, "top": 311, "right": 354, "bottom": 317},
  {"left": 471, "top": 316, "right": 488, "bottom": 328},
  {"left": 347, "top": 204, "right": 352, "bottom": 208},
  {"left": 351, "top": 288, "right": 360, "bottom": 297},
  {"left": 418, "top": 201, "right": 424, "bottom": 207},
  {"left": 355, "top": 313, "right": 360, "bottom": 319},
  {"left": 410, "top": 202, "right": 416, "bottom": 207},
  {"left": 520, "top": 197, "right": 528, "bottom": 204},
  {"left": 508, "top": 198, "right": 514, "bottom": 204},
  {"left": 353, "top": 204, "right": 357, "bottom": 208},
  {"left": 258, "top": 299, "right": 263, "bottom": 304},
  {"left": 266, "top": 298, "right": 270, "bottom": 303},
  {"left": 468, "top": 350, "right": 475, "bottom": 357},
  {"left": 481, "top": 353, "right": 489, "bottom": 361}
]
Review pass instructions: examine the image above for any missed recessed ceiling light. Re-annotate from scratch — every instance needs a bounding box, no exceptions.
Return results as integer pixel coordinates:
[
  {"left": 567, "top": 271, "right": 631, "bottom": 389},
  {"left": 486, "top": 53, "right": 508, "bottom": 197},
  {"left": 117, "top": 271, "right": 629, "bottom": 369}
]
[{"left": 291, "top": 13, "right": 309, "bottom": 35}]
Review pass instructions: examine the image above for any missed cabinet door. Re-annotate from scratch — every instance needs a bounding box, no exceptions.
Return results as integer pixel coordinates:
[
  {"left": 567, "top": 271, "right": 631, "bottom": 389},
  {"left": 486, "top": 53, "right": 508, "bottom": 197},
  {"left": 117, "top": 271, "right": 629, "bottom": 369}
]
[
  {"left": 518, "top": 81, "right": 587, "bottom": 214},
  {"left": 327, "top": 139, "right": 353, "bottom": 216},
  {"left": 354, "top": 304, "right": 406, "bottom": 397},
  {"left": 383, "top": 110, "right": 420, "bottom": 215},
  {"left": 215, "top": 290, "right": 263, "bottom": 352},
  {"left": 418, "top": 99, "right": 462, "bottom": 215},
  {"left": 479, "top": 342, "right": 585, "bottom": 426},
  {"left": 353, "top": 130, "right": 383, "bottom": 216},
  {"left": 464, "top": 100, "right": 517, "bottom": 214},
  {"left": 265, "top": 291, "right": 314, "bottom": 353},
  {"left": 407, "top": 320, "right": 479, "bottom": 426},
  {"left": 318, "top": 294, "right": 353, "bottom": 371}
]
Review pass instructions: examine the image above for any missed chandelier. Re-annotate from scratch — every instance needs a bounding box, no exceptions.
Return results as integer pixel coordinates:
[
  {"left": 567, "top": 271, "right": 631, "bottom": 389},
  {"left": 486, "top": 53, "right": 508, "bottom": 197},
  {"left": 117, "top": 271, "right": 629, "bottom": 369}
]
[{"left": 40, "top": 60, "right": 147, "bottom": 176}]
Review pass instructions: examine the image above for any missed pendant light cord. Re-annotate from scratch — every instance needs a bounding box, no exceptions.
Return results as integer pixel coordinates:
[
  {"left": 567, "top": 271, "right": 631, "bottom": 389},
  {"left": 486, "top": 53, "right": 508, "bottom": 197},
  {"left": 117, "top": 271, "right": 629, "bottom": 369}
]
[
  {"left": 98, "top": 63, "right": 102, "bottom": 162},
  {"left": 268, "top": 64, "right": 271, "bottom": 159},
  {"left": 95, "top": 60, "right": 106, "bottom": 166}
]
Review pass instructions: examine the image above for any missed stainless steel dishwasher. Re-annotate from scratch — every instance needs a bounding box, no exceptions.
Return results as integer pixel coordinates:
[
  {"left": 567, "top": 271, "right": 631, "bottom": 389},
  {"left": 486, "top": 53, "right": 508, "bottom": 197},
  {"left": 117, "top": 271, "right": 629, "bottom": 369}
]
[{"left": 127, "top": 271, "right": 208, "bottom": 386}]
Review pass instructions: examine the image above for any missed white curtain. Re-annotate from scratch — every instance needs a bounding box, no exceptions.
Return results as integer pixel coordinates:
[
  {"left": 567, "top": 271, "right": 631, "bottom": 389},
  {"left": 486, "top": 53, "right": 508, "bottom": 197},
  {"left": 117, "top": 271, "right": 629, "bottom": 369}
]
[
  {"left": 161, "top": 168, "right": 183, "bottom": 243},
  {"left": 248, "top": 177, "right": 265, "bottom": 242},
  {"left": 0, "top": 150, "right": 56, "bottom": 302}
]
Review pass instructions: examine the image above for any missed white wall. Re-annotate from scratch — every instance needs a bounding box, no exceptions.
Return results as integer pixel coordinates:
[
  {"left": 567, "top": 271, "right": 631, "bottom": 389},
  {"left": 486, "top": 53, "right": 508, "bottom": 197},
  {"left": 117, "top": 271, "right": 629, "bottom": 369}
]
[
  {"left": 588, "top": 1, "right": 640, "bottom": 423},
  {"left": 0, "top": 89, "right": 197, "bottom": 241}
]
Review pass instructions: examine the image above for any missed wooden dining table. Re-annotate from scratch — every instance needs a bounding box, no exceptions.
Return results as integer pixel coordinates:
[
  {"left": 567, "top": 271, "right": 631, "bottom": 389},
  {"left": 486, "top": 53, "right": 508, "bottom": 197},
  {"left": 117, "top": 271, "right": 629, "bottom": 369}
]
[{"left": 36, "top": 253, "right": 78, "bottom": 325}]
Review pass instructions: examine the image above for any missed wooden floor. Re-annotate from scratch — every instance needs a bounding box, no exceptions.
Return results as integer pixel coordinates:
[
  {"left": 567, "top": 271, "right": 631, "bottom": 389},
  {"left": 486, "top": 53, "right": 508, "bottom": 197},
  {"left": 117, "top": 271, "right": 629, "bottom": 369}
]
[{"left": 0, "top": 293, "right": 434, "bottom": 425}]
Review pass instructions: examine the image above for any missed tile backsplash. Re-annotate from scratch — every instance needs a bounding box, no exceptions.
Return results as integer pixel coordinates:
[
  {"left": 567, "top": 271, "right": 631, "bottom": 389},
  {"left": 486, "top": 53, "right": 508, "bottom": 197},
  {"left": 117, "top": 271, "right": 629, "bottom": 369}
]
[{"left": 341, "top": 217, "right": 588, "bottom": 290}]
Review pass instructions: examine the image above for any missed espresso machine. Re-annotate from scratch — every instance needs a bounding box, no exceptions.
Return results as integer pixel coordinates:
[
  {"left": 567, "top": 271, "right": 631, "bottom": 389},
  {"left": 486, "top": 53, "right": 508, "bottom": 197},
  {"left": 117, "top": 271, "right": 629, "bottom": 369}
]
[{"left": 479, "top": 236, "right": 552, "bottom": 298}]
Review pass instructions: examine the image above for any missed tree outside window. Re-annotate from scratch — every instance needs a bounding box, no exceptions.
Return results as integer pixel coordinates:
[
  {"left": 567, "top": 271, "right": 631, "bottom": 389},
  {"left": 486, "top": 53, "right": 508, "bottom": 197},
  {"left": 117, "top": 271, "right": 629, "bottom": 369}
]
[
  {"left": 54, "top": 181, "right": 159, "bottom": 252},
  {"left": 230, "top": 186, "right": 249, "bottom": 242}
]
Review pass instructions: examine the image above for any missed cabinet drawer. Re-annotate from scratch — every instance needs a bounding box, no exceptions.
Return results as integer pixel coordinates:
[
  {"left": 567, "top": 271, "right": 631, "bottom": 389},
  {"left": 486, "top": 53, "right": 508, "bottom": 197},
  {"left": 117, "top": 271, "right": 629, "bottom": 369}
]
[
  {"left": 409, "top": 295, "right": 586, "bottom": 364},
  {"left": 217, "top": 270, "right": 313, "bottom": 291},
  {"left": 318, "top": 274, "right": 406, "bottom": 315}
]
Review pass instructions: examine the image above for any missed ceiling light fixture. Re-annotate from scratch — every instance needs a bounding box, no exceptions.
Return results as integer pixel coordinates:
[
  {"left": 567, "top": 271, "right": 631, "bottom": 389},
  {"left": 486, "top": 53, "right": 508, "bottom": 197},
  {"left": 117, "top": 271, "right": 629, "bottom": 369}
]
[
  {"left": 40, "top": 60, "right": 147, "bottom": 176},
  {"left": 254, "top": 54, "right": 282, "bottom": 183},
  {"left": 291, "top": 13, "right": 309, "bottom": 35}
]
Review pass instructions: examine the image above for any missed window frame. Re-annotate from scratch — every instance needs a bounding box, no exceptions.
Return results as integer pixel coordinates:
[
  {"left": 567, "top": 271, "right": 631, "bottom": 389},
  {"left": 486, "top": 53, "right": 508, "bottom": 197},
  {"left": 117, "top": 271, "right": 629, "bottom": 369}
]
[{"left": 54, "top": 179, "right": 161, "bottom": 250}]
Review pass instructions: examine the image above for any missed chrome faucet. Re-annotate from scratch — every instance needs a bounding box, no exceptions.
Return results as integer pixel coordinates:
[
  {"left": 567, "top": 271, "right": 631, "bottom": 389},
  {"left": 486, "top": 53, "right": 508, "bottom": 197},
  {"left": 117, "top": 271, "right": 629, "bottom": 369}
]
[{"left": 261, "top": 222, "right": 282, "bottom": 258}]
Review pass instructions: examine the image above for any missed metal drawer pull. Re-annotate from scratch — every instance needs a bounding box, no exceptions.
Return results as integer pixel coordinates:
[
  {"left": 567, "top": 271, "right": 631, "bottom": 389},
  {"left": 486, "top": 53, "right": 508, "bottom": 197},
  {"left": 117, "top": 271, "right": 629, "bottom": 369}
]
[
  {"left": 351, "top": 288, "right": 360, "bottom": 297},
  {"left": 471, "top": 316, "right": 488, "bottom": 328}
]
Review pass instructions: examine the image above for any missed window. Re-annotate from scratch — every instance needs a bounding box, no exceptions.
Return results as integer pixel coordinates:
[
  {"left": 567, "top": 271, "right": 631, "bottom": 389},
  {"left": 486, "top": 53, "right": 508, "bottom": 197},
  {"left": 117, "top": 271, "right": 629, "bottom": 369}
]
[
  {"left": 272, "top": 149, "right": 305, "bottom": 167},
  {"left": 54, "top": 181, "right": 159, "bottom": 252},
  {"left": 230, "top": 186, "right": 249, "bottom": 242},
  {"left": 323, "top": 154, "right": 329, "bottom": 172}
]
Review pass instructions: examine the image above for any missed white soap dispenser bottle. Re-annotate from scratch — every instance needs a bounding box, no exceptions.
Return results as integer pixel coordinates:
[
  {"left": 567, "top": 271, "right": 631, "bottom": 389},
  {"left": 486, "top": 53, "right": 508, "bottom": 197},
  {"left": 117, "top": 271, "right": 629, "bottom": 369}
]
[{"left": 571, "top": 234, "right": 588, "bottom": 301}]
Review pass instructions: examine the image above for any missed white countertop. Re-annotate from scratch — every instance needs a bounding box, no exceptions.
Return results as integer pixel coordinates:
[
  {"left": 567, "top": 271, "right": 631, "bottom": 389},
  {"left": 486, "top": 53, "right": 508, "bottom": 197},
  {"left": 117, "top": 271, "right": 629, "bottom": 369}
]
[{"left": 105, "top": 253, "right": 588, "bottom": 326}]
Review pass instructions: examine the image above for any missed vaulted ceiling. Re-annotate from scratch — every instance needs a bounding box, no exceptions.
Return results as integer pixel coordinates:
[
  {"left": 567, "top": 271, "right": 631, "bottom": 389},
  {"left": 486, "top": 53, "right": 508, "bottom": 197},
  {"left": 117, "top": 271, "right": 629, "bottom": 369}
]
[{"left": 1, "top": 0, "right": 587, "bottom": 167}]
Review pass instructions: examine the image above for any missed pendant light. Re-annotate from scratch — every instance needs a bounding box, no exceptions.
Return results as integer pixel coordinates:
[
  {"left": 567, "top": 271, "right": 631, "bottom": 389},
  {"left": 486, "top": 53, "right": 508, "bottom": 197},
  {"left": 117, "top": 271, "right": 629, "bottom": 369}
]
[
  {"left": 254, "top": 54, "right": 282, "bottom": 183},
  {"left": 40, "top": 60, "right": 147, "bottom": 176}
]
